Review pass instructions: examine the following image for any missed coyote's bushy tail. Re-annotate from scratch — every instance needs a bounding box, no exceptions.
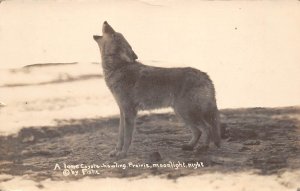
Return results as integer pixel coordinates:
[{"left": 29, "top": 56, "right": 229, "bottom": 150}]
[{"left": 206, "top": 107, "right": 221, "bottom": 147}]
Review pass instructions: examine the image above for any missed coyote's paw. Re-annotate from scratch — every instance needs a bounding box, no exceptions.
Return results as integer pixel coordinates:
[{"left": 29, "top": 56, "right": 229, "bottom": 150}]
[
  {"left": 116, "top": 151, "right": 127, "bottom": 160},
  {"left": 109, "top": 149, "right": 119, "bottom": 157},
  {"left": 196, "top": 145, "right": 209, "bottom": 152},
  {"left": 181, "top": 144, "right": 194, "bottom": 151},
  {"left": 109, "top": 149, "right": 127, "bottom": 160}
]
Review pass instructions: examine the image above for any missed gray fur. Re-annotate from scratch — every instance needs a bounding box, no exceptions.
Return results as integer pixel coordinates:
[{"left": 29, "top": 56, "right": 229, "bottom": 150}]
[{"left": 94, "top": 21, "right": 221, "bottom": 159}]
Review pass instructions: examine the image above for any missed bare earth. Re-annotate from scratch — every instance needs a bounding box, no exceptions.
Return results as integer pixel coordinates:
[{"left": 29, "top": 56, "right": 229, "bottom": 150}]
[{"left": 1, "top": 106, "right": 300, "bottom": 187}]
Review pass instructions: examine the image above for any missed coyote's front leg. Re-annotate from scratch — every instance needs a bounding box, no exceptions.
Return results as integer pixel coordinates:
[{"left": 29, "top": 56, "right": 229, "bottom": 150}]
[
  {"left": 116, "top": 109, "right": 137, "bottom": 159},
  {"left": 109, "top": 110, "right": 124, "bottom": 157},
  {"left": 110, "top": 108, "right": 137, "bottom": 159}
]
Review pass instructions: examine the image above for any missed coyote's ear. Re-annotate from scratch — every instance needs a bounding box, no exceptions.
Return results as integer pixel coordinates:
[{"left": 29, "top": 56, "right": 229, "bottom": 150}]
[
  {"left": 132, "top": 51, "right": 138, "bottom": 60},
  {"left": 102, "top": 21, "right": 115, "bottom": 34}
]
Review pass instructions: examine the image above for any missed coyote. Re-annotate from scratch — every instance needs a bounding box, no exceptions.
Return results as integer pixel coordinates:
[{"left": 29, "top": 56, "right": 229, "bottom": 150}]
[{"left": 93, "top": 21, "right": 220, "bottom": 159}]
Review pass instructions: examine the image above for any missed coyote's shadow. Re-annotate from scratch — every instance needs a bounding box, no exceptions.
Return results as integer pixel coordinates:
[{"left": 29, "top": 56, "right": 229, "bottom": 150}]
[{"left": 0, "top": 107, "right": 299, "bottom": 181}]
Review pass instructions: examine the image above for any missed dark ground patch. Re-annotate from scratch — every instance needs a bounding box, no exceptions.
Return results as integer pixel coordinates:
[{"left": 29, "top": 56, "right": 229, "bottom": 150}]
[{"left": 0, "top": 106, "right": 299, "bottom": 182}]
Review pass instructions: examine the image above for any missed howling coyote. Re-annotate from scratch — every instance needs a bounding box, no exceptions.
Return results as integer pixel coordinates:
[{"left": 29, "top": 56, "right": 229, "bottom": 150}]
[{"left": 94, "top": 21, "right": 220, "bottom": 159}]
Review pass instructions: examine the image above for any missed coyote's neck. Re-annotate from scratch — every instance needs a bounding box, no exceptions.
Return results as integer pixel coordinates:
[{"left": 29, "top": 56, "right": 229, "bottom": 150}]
[{"left": 101, "top": 55, "right": 133, "bottom": 79}]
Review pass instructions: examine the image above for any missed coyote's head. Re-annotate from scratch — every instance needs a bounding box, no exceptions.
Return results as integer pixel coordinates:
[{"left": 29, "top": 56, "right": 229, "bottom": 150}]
[{"left": 93, "top": 21, "right": 138, "bottom": 63}]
